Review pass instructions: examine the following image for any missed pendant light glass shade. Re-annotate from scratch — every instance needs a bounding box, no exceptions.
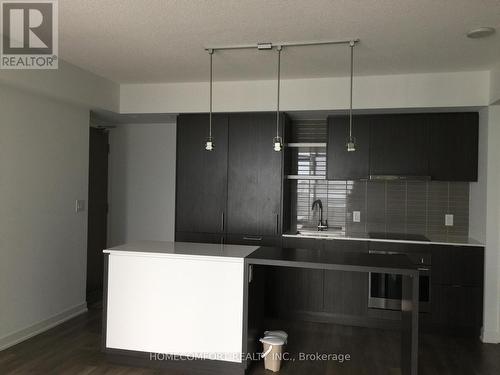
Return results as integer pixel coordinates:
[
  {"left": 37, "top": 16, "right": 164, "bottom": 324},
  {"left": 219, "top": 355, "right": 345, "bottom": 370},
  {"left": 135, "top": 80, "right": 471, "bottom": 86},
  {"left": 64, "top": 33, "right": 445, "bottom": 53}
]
[
  {"left": 273, "top": 136, "right": 283, "bottom": 152},
  {"left": 346, "top": 41, "right": 356, "bottom": 152},
  {"left": 205, "top": 136, "right": 214, "bottom": 151},
  {"left": 346, "top": 135, "right": 356, "bottom": 152},
  {"left": 205, "top": 49, "right": 215, "bottom": 151}
]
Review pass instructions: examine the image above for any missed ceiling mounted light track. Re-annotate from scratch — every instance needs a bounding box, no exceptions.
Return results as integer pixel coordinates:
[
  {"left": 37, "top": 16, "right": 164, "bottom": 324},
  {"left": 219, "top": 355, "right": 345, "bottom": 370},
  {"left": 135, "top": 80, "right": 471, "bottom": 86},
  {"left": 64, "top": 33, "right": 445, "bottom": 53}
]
[
  {"left": 202, "top": 38, "right": 360, "bottom": 151},
  {"left": 205, "top": 38, "right": 360, "bottom": 51}
]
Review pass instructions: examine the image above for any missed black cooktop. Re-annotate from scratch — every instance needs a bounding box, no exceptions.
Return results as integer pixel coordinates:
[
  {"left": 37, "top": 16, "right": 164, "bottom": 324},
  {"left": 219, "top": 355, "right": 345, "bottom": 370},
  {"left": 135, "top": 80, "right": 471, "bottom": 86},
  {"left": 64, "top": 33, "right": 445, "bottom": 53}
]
[{"left": 368, "top": 232, "right": 430, "bottom": 242}]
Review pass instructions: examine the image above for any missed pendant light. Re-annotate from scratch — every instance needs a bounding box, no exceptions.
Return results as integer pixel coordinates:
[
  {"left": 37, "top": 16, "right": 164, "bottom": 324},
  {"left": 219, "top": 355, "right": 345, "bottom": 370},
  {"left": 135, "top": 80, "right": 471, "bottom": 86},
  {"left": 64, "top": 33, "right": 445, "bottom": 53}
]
[
  {"left": 273, "top": 45, "right": 283, "bottom": 152},
  {"left": 205, "top": 48, "right": 215, "bottom": 151},
  {"left": 346, "top": 40, "right": 356, "bottom": 152}
]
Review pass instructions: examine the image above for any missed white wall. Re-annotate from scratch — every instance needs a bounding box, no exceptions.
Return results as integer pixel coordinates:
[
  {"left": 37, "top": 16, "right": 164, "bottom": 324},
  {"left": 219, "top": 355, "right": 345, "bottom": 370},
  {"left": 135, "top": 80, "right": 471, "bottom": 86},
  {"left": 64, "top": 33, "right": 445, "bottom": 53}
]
[
  {"left": 0, "top": 60, "right": 119, "bottom": 112},
  {"left": 120, "top": 71, "right": 490, "bottom": 113},
  {"left": 107, "top": 123, "right": 177, "bottom": 246},
  {"left": 0, "top": 85, "right": 89, "bottom": 349},
  {"left": 479, "top": 105, "right": 500, "bottom": 343},
  {"left": 469, "top": 108, "right": 488, "bottom": 242},
  {"left": 490, "top": 64, "right": 500, "bottom": 105}
]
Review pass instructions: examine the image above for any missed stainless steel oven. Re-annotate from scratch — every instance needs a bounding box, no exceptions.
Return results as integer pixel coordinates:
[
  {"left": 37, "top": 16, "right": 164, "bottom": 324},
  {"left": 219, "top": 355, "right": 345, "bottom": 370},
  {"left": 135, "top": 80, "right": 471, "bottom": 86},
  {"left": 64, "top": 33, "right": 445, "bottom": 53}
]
[{"left": 368, "top": 250, "right": 431, "bottom": 312}]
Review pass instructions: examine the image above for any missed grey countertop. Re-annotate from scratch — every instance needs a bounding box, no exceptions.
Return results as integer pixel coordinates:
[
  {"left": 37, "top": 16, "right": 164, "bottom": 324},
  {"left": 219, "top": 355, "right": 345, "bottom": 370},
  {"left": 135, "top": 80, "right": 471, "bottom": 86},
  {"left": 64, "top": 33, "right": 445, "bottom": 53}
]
[
  {"left": 103, "top": 241, "right": 259, "bottom": 259},
  {"left": 282, "top": 232, "right": 484, "bottom": 247}
]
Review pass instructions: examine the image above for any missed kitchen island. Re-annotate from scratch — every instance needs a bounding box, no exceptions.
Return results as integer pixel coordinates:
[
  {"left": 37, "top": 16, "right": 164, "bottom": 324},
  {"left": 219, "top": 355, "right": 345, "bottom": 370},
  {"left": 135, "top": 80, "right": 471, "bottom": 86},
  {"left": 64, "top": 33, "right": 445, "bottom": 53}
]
[{"left": 103, "top": 241, "right": 419, "bottom": 375}]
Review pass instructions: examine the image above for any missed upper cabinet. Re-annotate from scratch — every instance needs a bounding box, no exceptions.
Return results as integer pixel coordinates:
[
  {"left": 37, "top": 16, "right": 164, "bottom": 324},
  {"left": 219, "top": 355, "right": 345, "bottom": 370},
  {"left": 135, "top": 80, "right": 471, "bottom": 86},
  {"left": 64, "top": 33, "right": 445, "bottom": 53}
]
[
  {"left": 176, "top": 114, "right": 228, "bottom": 234},
  {"left": 369, "top": 114, "right": 429, "bottom": 177},
  {"left": 327, "top": 112, "right": 478, "bottom": 181},
  {"left": 176, "top": 112, "right": 285, "bottom": 244},
  {"left": 428, "top": 112, "right": 479, "bottom": 181},
  {"left": 327, "top": 115, "right": 370, "bottom": 180},
  {"left": 226, "top": 112, "right": 284, "bottom": 237}
]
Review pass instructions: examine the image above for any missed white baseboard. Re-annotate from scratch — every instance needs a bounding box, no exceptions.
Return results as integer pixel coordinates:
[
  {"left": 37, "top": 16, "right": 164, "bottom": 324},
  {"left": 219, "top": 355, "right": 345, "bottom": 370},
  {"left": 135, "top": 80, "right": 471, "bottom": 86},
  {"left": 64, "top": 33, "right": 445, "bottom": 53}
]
[
  {"left": 0, "top": 302, "right": 88, "bottom": 351},
  {"left": 480, "top": 327, "right": 500, "bottom": 343}
]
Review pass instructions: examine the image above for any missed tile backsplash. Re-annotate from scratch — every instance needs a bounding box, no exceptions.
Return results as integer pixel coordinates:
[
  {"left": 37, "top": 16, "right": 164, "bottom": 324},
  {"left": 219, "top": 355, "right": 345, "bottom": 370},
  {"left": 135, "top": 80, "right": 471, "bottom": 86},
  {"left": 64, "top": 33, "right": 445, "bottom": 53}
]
[{"left": 293, "top": 179, "right": 470, "bottom": 241}]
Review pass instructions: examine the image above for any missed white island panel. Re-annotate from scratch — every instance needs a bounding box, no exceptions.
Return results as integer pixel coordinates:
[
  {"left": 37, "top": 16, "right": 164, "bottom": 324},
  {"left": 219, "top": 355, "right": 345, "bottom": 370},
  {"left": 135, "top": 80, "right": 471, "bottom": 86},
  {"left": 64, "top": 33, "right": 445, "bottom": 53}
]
[{"left": 106, "top": 253, "right": 245, "bottom": 362}]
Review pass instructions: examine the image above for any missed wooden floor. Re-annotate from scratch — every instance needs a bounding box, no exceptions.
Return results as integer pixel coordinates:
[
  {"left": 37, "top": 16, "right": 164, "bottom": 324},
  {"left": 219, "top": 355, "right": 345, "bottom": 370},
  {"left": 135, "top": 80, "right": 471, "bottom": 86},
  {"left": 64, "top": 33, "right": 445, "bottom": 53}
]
[{"left": 0, "top": 302, "right": 499, "bottom": 375}]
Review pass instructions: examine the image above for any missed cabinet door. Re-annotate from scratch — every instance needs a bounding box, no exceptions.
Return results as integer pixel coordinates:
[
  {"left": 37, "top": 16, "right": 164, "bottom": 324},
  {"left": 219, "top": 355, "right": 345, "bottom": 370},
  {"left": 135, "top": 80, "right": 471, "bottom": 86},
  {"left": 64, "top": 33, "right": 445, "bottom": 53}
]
[
  {"left": 176, "top": 114, "right": 228, "bottom": 234},
  {"left": 327, "top": 115, "right": 370, "bottom": 180},
  {"left": 431, "top": 245, "right": 484, "bottom": 287},
  {"left": 271, "top": 237, "right": 325, "bottom": 314},
  {"left": 227, "top": 113, "right": 283, "bottom": 236},
  {"left": 430, "top": 284, "right": 483, "bottom": 334},
  {"left": 323, "top": 240, "right": 369, "bottom": 316},
  {"left": 428, "top": 112, "right": 479, "bottom": 181},
  {"left": 369, "top": 114, "right": 429, "bottom": 176}
]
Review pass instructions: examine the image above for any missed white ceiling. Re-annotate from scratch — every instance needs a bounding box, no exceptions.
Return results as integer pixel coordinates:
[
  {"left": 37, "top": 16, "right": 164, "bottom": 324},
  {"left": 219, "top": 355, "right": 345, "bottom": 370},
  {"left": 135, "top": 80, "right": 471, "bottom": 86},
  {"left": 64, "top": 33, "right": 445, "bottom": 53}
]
[{"left": 59, "top": 0, "right": 500, "bottom": 84}]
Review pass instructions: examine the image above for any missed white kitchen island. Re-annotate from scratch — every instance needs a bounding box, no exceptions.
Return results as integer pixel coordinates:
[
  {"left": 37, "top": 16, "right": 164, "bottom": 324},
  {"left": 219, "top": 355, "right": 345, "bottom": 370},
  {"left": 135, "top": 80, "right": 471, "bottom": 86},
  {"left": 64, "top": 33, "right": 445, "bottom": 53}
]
[{"left": 103, "top": 241, "right": 258, "bottom": 374}]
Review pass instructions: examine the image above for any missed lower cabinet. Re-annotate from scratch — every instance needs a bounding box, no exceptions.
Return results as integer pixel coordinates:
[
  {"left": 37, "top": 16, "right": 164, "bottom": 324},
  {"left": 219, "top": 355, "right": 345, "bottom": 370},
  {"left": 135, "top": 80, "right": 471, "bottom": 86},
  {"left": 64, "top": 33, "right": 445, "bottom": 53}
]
[
  {"left": 429, "top": 245, "right": 484, "bottom": 336},
  {"left": 323, "top": 240, "right": 369, "bottom": 316},
  {"left": 272, "top": 238, "right": 369, "bottom": 319},
  {"left": 275, "top": 238, "right": 484, "bottom": 337},
  {"left": 430, "top": 284, "right": 483, "bottom": 336}
]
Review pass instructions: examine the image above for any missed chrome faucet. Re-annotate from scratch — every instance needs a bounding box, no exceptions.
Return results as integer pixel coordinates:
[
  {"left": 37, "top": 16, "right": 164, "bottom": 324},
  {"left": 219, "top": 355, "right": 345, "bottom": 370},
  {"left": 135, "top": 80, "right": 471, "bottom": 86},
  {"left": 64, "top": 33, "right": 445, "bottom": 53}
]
[{"left": 311, "top": 199, "right": 328, "bottom": 231}]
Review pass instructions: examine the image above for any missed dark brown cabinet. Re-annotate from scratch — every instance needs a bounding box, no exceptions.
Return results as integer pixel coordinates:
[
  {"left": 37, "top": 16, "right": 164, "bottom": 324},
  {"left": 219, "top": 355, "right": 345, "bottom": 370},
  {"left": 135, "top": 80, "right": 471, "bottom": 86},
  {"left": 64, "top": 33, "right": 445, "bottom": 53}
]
[
  {"left": 431, "top": 284, "right": 483, "bottom": 335},
  {"left": 369, "top": 114, "right": 429, "bottom": 176},
  {"left": 327, "top": 115, "right": 370, "bottom": 180},
  {"left": 175, "top": 114, "right": 228, "bottom": 235},
  {"left": 175, "top": 112, "right": 284, "bottom": 244},
  {"left": 274, "top": 237, "right": 326, "bottom": 314},
  {"left": 226, "top": 112, "right": 283, "bottom": 238},
  {"left": 431, "top": 245, "right": 484, "bottom": 287},
  {"left": 326, "top": 112, "right": 479, "bottom": 181},
  {"left": 429, "top": 245, "right": 484, "bottom": 335},
  {"left": 323, "top": 240, "right": 369, "bottom": 316},
  {"left": 273, "top": 238, "right": 369, "bottom": 319},
  {"left": 428, "top": 112, "right": 479, "bottom": 181}
]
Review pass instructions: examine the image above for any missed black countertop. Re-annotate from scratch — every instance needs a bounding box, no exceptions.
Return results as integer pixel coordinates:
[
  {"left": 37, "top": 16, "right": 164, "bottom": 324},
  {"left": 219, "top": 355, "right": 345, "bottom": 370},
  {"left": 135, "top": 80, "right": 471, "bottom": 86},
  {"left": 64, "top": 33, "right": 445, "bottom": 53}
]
[{"left": 246, "top": 246, "right": 420, "bottom": 275}]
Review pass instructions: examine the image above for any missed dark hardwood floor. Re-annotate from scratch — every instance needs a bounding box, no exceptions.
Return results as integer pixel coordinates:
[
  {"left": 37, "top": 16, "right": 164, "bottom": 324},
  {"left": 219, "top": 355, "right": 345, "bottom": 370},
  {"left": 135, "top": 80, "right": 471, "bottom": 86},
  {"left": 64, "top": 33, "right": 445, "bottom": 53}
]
[{"left": 0, "top": 302, "right": 498, "bottom": 374}]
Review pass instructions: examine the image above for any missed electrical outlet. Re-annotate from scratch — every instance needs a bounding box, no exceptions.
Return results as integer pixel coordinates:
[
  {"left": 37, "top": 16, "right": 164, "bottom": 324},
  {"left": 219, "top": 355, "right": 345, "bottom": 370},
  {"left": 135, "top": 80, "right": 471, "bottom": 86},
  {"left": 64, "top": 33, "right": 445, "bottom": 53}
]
[
  {"left": 445, "top": 214, "right": 454, "bottom": 227},
  {"left": 353, "top": 211, "right": 361, "bottom": 223},
  {"left": 75, "top": 199, "right": 86, "bottom": 213}
]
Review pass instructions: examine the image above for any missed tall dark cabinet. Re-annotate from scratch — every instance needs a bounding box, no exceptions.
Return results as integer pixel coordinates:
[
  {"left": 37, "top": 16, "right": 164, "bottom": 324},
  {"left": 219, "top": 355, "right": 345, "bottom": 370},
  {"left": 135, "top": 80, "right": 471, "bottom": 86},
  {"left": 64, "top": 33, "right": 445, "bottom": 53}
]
[
  {"left": 226, "top": 113, "right": 283, "bottom": 244},
  {"left": 175, "top": 114, "right": 228, "bottom": 242},
  {"left": 176, "top": 112, "right": 284, "bottom": 246}
]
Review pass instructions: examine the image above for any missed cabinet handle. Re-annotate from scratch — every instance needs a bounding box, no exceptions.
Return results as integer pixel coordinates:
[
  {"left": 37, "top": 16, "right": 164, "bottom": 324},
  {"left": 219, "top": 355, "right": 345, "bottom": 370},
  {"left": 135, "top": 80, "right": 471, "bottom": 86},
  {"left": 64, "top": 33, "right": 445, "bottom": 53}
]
[
  {"left": 276, "top": 214, "right": 280, "bottom": 235},
  {"left": 243, "top": 236, "right": 263, "bottom": 241},
  {"left": 221, "top": 212, "right": 225, "bottom": 232}
]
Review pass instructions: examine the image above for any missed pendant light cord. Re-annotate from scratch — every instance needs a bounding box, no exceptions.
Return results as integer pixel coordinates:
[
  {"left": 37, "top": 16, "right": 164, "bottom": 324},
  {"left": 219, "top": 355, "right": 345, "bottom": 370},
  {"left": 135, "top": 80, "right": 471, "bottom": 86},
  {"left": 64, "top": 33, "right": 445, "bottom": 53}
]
[
  {"left": 209, "top": 49, "right": 214, "bottom": 138},
  {"left": 349, "top": 41, "right": 354, "bottom": 139},
  {"left": 276, "top": 45, "right": 282, "bottom": 137}
]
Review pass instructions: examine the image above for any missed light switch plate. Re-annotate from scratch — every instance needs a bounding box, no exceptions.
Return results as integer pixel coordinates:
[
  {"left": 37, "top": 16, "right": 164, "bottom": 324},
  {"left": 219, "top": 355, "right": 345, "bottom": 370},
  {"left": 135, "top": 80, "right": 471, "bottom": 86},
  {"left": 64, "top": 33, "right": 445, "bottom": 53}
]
[
  {"left": 445, "top": 214, "right": 454, "bottom": 227},
  {"left": 353, "top": 211, "right": 361, "bottom": 223},
  {"left": 76, "top": 199, "right": 86, "bottom": 213}
]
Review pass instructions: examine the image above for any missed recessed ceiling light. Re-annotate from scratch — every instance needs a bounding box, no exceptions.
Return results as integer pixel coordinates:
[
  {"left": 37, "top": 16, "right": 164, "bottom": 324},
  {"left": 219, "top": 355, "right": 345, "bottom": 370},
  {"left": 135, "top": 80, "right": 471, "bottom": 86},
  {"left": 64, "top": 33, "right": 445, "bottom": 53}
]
[{"left": 466, "top": 27, "right": 496, "bottom": 39}]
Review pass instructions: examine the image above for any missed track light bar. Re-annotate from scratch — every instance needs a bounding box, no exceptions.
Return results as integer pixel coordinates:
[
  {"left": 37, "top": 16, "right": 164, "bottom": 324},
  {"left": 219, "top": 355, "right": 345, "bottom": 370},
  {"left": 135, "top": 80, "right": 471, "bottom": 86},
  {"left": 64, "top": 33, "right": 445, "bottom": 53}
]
[{"left": 205, "top": 38, "right": 359, "bottom": 52}]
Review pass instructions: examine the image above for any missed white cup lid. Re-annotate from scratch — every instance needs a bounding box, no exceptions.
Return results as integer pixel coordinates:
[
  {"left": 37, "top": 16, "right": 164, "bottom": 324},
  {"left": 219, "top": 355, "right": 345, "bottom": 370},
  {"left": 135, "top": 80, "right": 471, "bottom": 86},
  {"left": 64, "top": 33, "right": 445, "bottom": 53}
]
[
  {"left": 264, "top": 330, "right": 288, "bottom": 340},
  {"left": 260, "top": 336, "right": 285, "bottom": 345}
]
